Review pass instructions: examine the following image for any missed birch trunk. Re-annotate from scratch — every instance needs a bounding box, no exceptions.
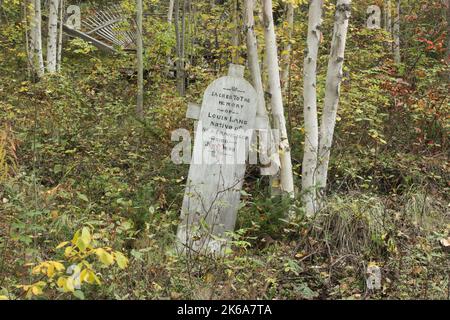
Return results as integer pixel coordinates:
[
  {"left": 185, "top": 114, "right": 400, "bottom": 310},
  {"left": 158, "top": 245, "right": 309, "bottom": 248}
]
[
  {"left": 168, "top": 0, "right": 175, "bottom": 24},
  {"left": 261, "top": 0, "right": 294, "bottom": 196},
  {"left": 281, "top": 2, "right": 294, "bottom": 94},
  {"left": 56, "top": 0, "right": 63, "bottom": 71},
  {"left": 393, "top": 0, "right": 401, "bottom": 64},
  {"left": 244, "top": 0, "right": 280, "bottom": 176},
  {"left": 136, "top": 0, "right": 144, "bottom": 119},
  {"left": 316, "top": 0, "right": 351, "bottom": 201},
  {"left": 301, "top": 0, "right": 323, "bottom": 216},
  {"left": 34, "top": 0, "right": 45, "bottom": 78},
  {"left": 385, "top": 0, "right": 392, "bottom": 33},
  {"left": 174, "top": 0, "right": 181, "bottom": 84},
  {"left": 46, "top": 0, "right": 59, "bottom": 73},
  {"left": 26, "top": 0, "right": 36, "bottom": 76}
]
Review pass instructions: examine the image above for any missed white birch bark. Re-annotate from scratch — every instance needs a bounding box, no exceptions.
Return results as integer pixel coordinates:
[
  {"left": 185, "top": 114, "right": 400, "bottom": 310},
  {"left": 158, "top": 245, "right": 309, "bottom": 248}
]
[
  {"left": 244, "top": 0, "right": 280, "bottom": 176},
  {"left": 281, "top": 2, "right": 294, "bottom": 94},
  {"left": 301, "top": 0, "right": 323, "bottom": 216},
  {"left": 34, "top": 0, "right": 45, "bottom": 78},
  {"left": 261, "top": 0, "right": 294, "bottom": 195},
  {"left": 393, "top": 0, "right": 401, "bottom": 64},
  {"left": 168, "top": 0, "right": 175, "bottom": 24},
  {"left": 46, "top": 0, "right": 59, "bottom": 73},
  {"left": 136, "top": 0, "right": 144, "bottom": 118},
  {"left": 316, "top": 0, "right": 351, "bottom": 201},
  {"left": 26, "top": 0, "right": 36, "bottom": 75}
]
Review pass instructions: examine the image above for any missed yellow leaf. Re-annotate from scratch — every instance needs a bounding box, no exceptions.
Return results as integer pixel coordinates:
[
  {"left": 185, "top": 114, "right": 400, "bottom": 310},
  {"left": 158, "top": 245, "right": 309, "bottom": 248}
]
[
  {"left": 0, "top": 295, "right": 8, "bottom": 300},
  {"left": 52, "top": 261, "right": 65, "bottom": 272},
  {"left": 57, "top": 277, "right": 66, "bottom": 288},
  {"left": 65, "top": 277, "right": 75, "bottom": 292},
  {"left": 56, "top": 241, "right": 69, "bottom": 249},
  {"left": 30, "top": 281, "right": 45, "bottom": 296},
  {"left": 64, "top": 246, "right": 73, "bottom": 257},
  {"left": 79, "top": 269, "right": 89, "bottom": 283},
  {"left": 47, "top": 263, "right": 55, "bottom": 278},
  {"left": 31, "top": 285, "right": 43, "bottom": 296},
  {"left": 95, "top": 248, "right": 114, "bottom": 266},
  {"left": 76, "top": 227, "right": 91, "bottom": 251},
  {"left": 93, "top": 273, "right": 101, "bottom": 285},
  {"left": 205, "top": 273, "right": 214, "bottom": 283},
  {"left": 31, "top": 265, "right": 42, "bottom": 275},
  {"left": 72, "top": 229, "right": 80, "bottom": 245},
  {"left": 114, "top": 252, "right": 128, "bottom": 269}
]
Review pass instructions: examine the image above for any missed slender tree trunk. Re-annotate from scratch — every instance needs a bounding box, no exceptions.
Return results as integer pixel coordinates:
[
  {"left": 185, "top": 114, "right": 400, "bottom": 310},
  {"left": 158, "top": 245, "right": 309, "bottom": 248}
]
[
  {"left": 56, "top": 0, "right": 64, "bottom": 71},
  {"left": 384, "top": 0, "right": 392, "bottom": 33},
  {"left": 316, "top": 0, "right": 351, "bottom": 202},
  {"left": 281, "top": 2, "right": 294, "bottom": 94},
  {"left": 180, "top": 0, "right": 186, "bottom": 95},
  {"left": 261, "top": 0, "right": 294, "bottom": 196},
  {"left": 166, "top": 0, "right": 175, "bottom": 77},
  {"left": 232, "top": 0, "right": 240, "bottom": 63},
  {"left": 25, "top": 0, "right": 35, "bottom": 77},
  {"left": 301, "top": 0, "right": 323, "bottom": 216},
  {"left": 244, "top": 0, "right": 280, "bottom": 176},
  {"left": 174, "top": 0, "right": 186, "bottom": 96},
  {"left": 174, "top": 0, "right": 181, "bottom": 85},
  {"left": 46, "top": 0, "right": 59, "bottom": 73},
  {"left": 34, "top": 0, "right": 45, "bottom": 78},
  {"left": 393, "top": 0, "right": 401, "bottom": 64},
  {"left": 168, "top": 0, "right": 175, "bottom": 24},
  {"left": 446, "top": 0, "right": 450, "bottom": 65},
  {"left": 136, "top": 0, "right": 144, "bottom": 119}
]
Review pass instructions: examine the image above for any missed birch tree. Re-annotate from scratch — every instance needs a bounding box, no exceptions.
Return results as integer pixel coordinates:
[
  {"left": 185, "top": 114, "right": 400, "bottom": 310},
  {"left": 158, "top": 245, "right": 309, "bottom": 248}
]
[
  {"left": 261, "top": 0, "right": 294, "bottom": 195},
  {"left": 46, "top": 0, "right": 59, "bottom": 73},
  {"left": 393, "top": 0, "right": 401, "bottom": 64},
  {"left": 26, "top": 0, "right": 44, "bottom": 78},
  {"left": 301, "top": 0, "right": 323, "bottom": 216},
  {"left": 168, "top": 0, "right": 175, "bottom": 24},
  {"left": 244, "top": 0, "right": 280, "bottom": 176},
  {"left": 25, "top": 0, "right": 36, "bottom": 75},
  {"left": 34, "top": 0, "right": 44, "bottom": 77},
  {"left": 136, "top": 0, "right": 144, "bottom": 118},
  {"left": 384, "top": 0, "right": 392, "bottom": 33},
  {"left": 316, "top": 0, "right": 351, "bottom": 201},
  {"left": 281, "top": 1, "right": 294, "bottom": 94}
]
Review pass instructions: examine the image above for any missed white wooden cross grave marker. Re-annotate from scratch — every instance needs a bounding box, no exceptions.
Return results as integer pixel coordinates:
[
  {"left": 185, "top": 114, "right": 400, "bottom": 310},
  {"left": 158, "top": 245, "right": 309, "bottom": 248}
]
[{"left": 176, "top": 64, "right": 258, "bottom": 255}]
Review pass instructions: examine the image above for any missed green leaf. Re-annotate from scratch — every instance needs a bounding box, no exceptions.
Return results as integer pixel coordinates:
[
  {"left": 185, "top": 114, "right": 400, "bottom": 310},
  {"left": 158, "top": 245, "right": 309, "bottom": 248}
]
[
  {"left": 73, "top": 290, "right": 85, "bottom": 300},
  {"left": 114, "top": 252, "right": 128, "bottom": 269},
  {"left": 77, "top": 192, "right": 89, "bottom": 202}
]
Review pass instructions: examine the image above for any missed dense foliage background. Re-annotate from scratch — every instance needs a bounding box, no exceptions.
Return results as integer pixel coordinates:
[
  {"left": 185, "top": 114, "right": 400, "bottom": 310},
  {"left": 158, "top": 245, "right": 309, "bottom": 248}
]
[{"left": 0, "top": 0, "right": 448, "bottom": 299}]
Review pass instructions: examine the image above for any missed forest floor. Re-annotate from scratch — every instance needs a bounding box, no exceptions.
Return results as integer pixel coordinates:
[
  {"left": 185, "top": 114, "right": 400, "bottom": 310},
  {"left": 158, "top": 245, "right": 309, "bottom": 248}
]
[{"left": 1, "top": 31, "right": 449, "bottom": 300}]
